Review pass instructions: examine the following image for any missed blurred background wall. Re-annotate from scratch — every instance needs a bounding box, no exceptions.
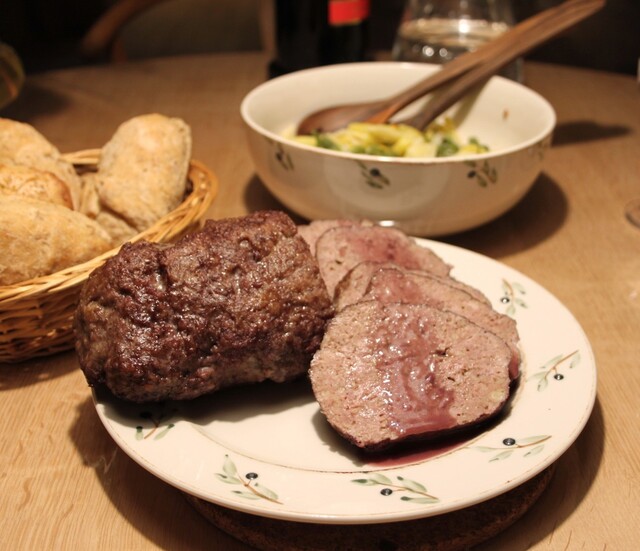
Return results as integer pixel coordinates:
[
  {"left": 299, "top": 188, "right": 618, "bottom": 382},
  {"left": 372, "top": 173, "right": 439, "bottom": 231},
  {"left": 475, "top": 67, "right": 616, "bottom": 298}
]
[{"left": 0, "top": 0, "right": 638, "bottom": 75}]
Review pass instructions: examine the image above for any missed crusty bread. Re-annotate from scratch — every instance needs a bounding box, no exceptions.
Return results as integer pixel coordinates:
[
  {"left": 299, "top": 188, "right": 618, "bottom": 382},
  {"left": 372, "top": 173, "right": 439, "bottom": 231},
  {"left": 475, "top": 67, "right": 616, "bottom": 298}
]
[
  {"left": 0, "top": 115, "right": 193, "bottom": 285},
  {"left": 77, "top": 171, "right": 101, "bottom": 218},
  {"left": 0, "top": 163, "right": 73, "bottom": 208},
  {"left": 0, "top": 196, "right": 113, "bottom": 285},
  {"left": 93, "top": 113, "right": 191, "bottom": 233},
  {"left": 79, "top": 172, "right": 137, "bottom": 244},
  {"left": 0, "top": 118, "right": 82, "bottom": 209}
]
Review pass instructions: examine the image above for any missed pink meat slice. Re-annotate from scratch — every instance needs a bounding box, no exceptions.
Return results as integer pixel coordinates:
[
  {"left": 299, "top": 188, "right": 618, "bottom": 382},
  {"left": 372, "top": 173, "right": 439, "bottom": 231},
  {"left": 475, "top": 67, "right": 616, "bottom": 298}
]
[
  {"left": 334, "top": 261, "right": 491, "bottom": 311},
  {"left": 315, "top": 225, "right": 451, "bottom": 298},
  {"left": 297, "top": 219, "right": 370, "bottom": 256},
  {"left": 359, "top": 267, "right": 521, "bottom": 379},
  {"left": 309, "top": 301, "right": 512, "bottom": 452}
]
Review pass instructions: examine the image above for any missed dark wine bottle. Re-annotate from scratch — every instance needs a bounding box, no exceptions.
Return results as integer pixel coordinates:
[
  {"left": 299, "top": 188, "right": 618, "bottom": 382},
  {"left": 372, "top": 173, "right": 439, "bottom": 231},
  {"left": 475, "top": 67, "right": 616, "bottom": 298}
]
[
  {"left": 269, "top": 0, "right": 370, "bottom": 78},
  {"left": 269, "top": 0, "right": 327, "bottom": 77},
  {"left": 324, "top": 0, "right": 370, "bottom": 64}
]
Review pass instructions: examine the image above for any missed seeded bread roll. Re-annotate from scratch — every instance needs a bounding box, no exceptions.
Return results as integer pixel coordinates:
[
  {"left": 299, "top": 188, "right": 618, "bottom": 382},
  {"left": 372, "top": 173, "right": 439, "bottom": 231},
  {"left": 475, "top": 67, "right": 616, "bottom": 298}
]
[
  {"left": 0, "top": 118, "right": 82, "bottom": 209},
  {"left": 0, "top": 163, "right": 73, "bottom": 209},
  {"left": 0, "top": 196, "right": 112, "bottom": 285},
  {"left": 79, "top": 172, "right": 137, "bottom": 244},
  {"left": 93, "top": 113, "right": 191, "bottom": 233}
]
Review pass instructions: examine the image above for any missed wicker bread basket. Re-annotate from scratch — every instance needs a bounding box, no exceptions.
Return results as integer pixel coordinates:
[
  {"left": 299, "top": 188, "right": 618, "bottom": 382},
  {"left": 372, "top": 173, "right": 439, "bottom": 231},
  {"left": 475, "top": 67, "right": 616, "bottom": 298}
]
[{"left": 0, "top": 149, "right": 219, "bottom": 363}]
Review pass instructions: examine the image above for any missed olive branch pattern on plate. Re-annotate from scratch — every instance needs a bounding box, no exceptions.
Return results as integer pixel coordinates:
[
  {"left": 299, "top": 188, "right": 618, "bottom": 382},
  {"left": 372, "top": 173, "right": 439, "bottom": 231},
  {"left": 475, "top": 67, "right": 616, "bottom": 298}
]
[
  {"left": 352, "top": 473, "right": 439, "bottom": 504},
  {"left": 470, "top": 435, "right": 551, "bottom": 462},
  {"left": 215, "top": 455, "right": 282, "bottom": 504},
  {"left": 500, "top": 279, "right": 527, "bottom": 316},
  {"left": 528, "top": 350, "right": 581, "bottom": 391},
  {"left": 135, "top": 405, "right": 177, "bottom": 441}
]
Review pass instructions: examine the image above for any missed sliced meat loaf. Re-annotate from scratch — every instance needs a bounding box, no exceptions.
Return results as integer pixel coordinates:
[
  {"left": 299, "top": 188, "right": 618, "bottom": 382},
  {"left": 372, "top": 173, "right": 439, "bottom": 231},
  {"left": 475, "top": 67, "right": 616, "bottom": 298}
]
[
  {"left": 334, "top": 261, "right": 491, "bottom": 311},
  {"left": 75, "top": 210, "right": 334, "bottom": 403},
  {"left": 315, "top": 224, "right": 451, "bottom": 298},
  {"left": 297, "top": 219, "right": 368, "bottom": 256},
  {"left": 309, "top": 301, "right": 512, "bottom": 451},
  {"left": 359, "top": 267, "right": 520, "bottom": 379}
]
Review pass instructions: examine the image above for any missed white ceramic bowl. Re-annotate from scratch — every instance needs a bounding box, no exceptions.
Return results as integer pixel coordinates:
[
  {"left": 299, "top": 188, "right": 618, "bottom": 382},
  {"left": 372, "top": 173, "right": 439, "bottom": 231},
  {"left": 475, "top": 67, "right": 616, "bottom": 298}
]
[{"left": 240, "top": 62, "right": 555, "bottom": 236}]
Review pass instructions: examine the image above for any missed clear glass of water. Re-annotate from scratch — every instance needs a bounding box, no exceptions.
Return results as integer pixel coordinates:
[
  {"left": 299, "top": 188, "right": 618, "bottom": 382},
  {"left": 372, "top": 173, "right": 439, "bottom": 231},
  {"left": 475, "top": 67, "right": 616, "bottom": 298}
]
[{"left": 392, "top": 0, "right": 522, "bottom": 81}]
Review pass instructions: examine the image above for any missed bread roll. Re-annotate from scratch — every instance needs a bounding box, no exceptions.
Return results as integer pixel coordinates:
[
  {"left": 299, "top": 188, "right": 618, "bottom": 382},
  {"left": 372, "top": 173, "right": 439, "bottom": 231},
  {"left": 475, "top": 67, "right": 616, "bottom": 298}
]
[
  {"left": 0, "top": 163, "right": 73, "bottom": 208},
  {"left": 94, "top": 113, "right": 191, "bottom": 232},
  {"left": 79, "top": 172, "right": 137, "bottom": 244},
  {"left": 0, "top": 196, "right": 112, "bottom": 285},
  {"left": 0, "top": 118, "right": 82, "bottom": 209}
]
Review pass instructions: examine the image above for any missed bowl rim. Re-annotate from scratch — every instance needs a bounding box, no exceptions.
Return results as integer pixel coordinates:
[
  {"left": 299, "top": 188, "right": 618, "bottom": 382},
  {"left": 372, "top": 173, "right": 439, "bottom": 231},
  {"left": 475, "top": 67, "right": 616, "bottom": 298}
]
[{"left": 240, "top": 61, "right": 557, "bottom": 165}]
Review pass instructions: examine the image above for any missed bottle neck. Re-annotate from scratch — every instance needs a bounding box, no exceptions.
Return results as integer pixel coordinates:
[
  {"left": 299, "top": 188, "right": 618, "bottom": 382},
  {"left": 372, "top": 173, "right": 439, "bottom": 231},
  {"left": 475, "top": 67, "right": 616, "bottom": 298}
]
[{"left": 328, "top": 0, "right": 370, "bottom": 26}]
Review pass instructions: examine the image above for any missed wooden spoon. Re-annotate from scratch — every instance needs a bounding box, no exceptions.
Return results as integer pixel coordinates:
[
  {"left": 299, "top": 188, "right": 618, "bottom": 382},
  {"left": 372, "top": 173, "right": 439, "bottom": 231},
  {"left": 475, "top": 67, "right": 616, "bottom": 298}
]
[{"left": 296, "top": 0, "right": 605, "bottom": 134}]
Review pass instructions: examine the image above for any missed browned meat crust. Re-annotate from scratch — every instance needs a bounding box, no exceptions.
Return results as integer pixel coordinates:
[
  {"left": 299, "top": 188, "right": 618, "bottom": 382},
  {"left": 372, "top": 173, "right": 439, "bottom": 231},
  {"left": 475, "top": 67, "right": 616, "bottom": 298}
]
[{"left": 74, "top": 211, "right": 334, "bottom": 403}]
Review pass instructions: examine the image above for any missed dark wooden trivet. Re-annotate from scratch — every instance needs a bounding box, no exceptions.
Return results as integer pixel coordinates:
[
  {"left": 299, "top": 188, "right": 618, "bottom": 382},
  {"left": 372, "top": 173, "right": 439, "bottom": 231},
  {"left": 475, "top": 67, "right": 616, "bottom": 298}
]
[{"left": 185, "top": 465, "right": 554, "bottom": 551}]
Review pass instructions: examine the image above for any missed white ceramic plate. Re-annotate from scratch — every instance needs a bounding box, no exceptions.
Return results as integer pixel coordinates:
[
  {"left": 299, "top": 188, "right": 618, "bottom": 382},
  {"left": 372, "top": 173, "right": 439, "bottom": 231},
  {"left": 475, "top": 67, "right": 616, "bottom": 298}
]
[{"left": 93, "top": 239, "right": 596, "bottom": 525}]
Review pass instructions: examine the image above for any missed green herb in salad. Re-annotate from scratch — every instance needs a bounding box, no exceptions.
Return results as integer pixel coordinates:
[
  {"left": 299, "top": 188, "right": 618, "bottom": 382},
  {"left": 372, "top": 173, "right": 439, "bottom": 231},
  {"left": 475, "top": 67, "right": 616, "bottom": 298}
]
[{"left": 293, "top": 118, "right": 490, "bottom": 159}]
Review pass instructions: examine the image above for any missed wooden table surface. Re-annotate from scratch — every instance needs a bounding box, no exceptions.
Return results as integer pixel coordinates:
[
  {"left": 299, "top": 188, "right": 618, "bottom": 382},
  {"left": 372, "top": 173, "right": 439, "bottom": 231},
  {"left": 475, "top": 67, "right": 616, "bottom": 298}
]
[{"left": 1, "top": 52, "right": 639, "bottom": 550}]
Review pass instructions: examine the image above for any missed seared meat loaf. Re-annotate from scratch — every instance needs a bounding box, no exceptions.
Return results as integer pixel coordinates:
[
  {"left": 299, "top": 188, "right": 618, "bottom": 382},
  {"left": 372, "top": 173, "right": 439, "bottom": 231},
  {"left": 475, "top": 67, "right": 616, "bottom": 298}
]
[
  {"left": 75, "top": 211, "right": 334, "bottom": 403},
  {"left": 309, "top": 301, "right": 512, "bottom": 451}
]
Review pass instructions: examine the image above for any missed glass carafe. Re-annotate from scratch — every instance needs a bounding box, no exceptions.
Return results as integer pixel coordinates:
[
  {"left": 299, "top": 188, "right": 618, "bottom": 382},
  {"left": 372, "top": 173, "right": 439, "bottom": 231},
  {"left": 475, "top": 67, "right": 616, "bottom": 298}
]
[{"left": 392, "top": 0, "right": 521, "bottom": 81}]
